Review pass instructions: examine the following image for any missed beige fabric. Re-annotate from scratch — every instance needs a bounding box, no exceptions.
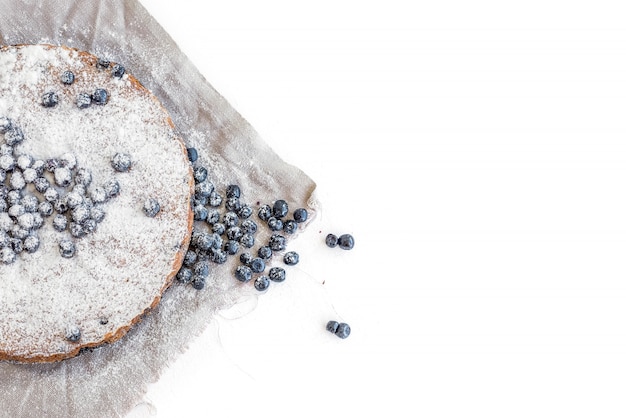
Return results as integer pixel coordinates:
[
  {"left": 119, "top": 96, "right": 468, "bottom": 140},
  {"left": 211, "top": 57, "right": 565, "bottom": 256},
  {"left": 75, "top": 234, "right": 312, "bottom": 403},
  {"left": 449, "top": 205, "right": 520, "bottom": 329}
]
[{"left": 0, "top": 1, "right": 318, "bottom": 416}]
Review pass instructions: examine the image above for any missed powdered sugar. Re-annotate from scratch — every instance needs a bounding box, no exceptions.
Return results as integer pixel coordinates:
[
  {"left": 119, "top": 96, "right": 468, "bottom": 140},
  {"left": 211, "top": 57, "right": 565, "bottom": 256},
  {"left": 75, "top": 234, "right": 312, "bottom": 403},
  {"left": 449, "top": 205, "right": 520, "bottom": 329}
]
[{"left": 0, "top": 45, "right": 193, "bottom": 361}]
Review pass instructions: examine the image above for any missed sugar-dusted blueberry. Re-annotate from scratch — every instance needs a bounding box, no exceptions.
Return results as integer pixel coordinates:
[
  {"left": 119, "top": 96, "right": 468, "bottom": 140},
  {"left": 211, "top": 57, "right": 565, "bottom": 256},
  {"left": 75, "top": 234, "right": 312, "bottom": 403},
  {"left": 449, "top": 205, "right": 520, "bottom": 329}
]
[
  {"left": 22, "top": 168, "right": 37, "bottom": 184},
  {"left": 66, "top": 191, "right": 84, "bottom": 209},
  {"left": 293, "top": 208, "right": 308, "bottom": 223},
  {"left": 82, "top": 218, "right": 97, "bottom": 233},
  {"left": 0, "top": 145, "right": 11, "bottom": 156},
  {"left": 0, "top": 199, "right": 6, "bottom": 213},
  {"left": 9, "top": 238, "right": 22, "bottom": 254},
  {"left": 90, "top": 186, "right": 107, "bottom": 204},
  {"left": 194, "top": 181, "right": 213, "bottom": 198},
  {"left": 97, "top": 58, "right": 110, "bottom": 68},
  {"left": 111, "top": 63, "right": 125, "bottom": 78},
  {"left": 250, "top": 257, "right": 265, "bottom": 273},
  {"left": 0, "top": 116, "right": 11, "bottom": 134},
  {"left": 193, "top": 205, "right": 208, "bottom": 221},
  {"left": 54, "top": 166, "right": 72, "bottom": 188},
  {"left": 54, "top": 196, "right": 69, "bottom": 214},
  {"left": 111, "top": 153, "right": 132, "bottom": 172},
  {"left": 254, "top": 275, "right": 270, "bottom": 292},
  {"left": 23, "top": 235, "right": 40, "bottom": 253},
  {"left": 104, "top": 179, "right": 120, "bottom": 198},
  {"left": 257, "top": 245, "right": 272, "bottom": 260},
  {"left": 0, "top": 154, "right": 14, "bottom": 171},
  {"left": 9, "top": 171, "right": 26, "bottom": 190},
  {"left": 142, "top": 198, "right": 160, "bottom": 218},
  {"left": 224, "top": 240, "right": 239, "bottom": 255},
  {"left": 8, "top": 204, "right": 25, "bottom": 219},
  {"left": 283, "top": 251, "right": 299, "bottom": 266},
  {"left": 183, "top": 250, "right": 198, "bottom": 267},
  {"left": 52, "top": 214, "right": 68, "bottom": 232},
  {"left": 272, "top": 199, "right": 289, "bottom": 218},
  {"left": 90, "top": 206, "right": 106, "bottom": 223},
  {"left": 20, "top": 195, "right": 38, "bottom": 213},
  {"left": 283, "top": 220, "right": 297, "bottom": 235},
  {"left": 16, "top": 154, "right": 32, "bottom": 170},
  {"left": 17, "top": 213, "right": 35, "bottom": 230},
  {"left": 209, "top": 248, "right": 227, "bottom": 264},
  {"left": 194, "top": 232, "right": 214, "bottom": 252},
  {"left": 92, "top": 88, "right": 108, "bottom": 105},
  {"left": 65, "top": 325, "right": 81, "bottom": 342},
  {"left": 335, "top": 323, "right": 351, "bottom": 339},
  {"left": 207, "top": 190, "right": 222, "bottom": 207},
  {"left": 59, "top": 239, "right": 76, "bottom": 258},
  {"left": 239, "top": 233, "right": 255, "bottom": 248},
  {"left": 71, "top": 204, "right": 91, "bottom": 224},
  {"left": 325, "top": 233, "right": 338, "bottom": 248},
  {"left": 206, "top": 208, "right": 220, "bottom": 224},
  {"left": 60, "top": 70, "right": 75, "bottom": 85},
  {"left": 226, "top": 184, "right": 241, "bottom": 199},
  {"left": 74, "top": 167, "right": 93, "bottom": 187},
  {"left": 237, "top": 204, "right": 252, "bottom": 219},
  {"left": 239, "top": 252, "right": 253, "bottom": 266},
  {"left": 43, "top": 188, "right": 58, "bottom": 204},
  {"left": 38, "top": 201, "right": 53, "bottom": 217},
  {"left": 5, "top": 126, "right": 24, "bottom": 146},
  {"left": 267, "top": 217, "right": 283, "bottom": 231},
  {"left": 0, "top": 213, "right": 12, "bottom": 232},
  {"left": 176, "top": 267, "right": 193, "bottom": 284},
  {"left": 60, "top": 153, "right": 77, "bottom": 170},
  {"left": 76, "top": 93, "right": 92, "bottom": 109},
  {"left": 191, "top": 275, "right": 206, "bottom": 290},
  {"left": 268, "top": 266, "right": 286, "bottom": 282},
  {"left": 31, "top": 159, "right": 45, "bottom": 175},
  {"left": 210, "top": 233, "right": 223, "bottom": 250},
  {"left": 70, "top": 222, "right": 86, "bottom": 238},
  {"left": 0, "top": 231, "right": 9, "bottom": 248},
  {"left": 193, "top": 166, "right": 208, "bottom": 183},
  {"left": 211, "top": 222, "right": 225, "bottom": 235},
  {"left": 234, "top": 265, "right": 252, "bottom": 282},
  {"left": 338, "top": 234, "right": 355, "bottom": 250},
  {"left": 7, "top": 190, "right": 21, "bottom": 206},
  {"left": 326, "top": 320, "right": 340, "bottom": 334},
  {"left": 269, "top": 234, "right": 286, "bottom": 252},
  {"left": 1, "top": 247, "right": 15, "bottom": 264},
  {"left": 41, "top": 92, "right": 59, "bottom": 108},
  {"left": 187, "top": 147, "right": 198, "bottom": 163},
  {"left": 225, "top": 197, "right": 241, "bottom": 212},
  {"left": 193, "top": 260, "right": 210, "bottom": 278},
  {"left": 258, "top": 204, "right": 272, "bottom": 221},
  {"left": 240, "top": 219, "right": 257, "bottom": 235},
  {"left": 34, "top": 177, "right": 51, "bottom": 194}
]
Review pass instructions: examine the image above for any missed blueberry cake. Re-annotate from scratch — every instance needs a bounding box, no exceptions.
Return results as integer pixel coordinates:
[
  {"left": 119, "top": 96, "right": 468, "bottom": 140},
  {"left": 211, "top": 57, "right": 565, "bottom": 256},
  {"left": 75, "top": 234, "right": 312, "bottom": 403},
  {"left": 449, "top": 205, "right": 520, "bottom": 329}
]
[{"left": 0, "top": 44, "right": 194, "bottom": 362}]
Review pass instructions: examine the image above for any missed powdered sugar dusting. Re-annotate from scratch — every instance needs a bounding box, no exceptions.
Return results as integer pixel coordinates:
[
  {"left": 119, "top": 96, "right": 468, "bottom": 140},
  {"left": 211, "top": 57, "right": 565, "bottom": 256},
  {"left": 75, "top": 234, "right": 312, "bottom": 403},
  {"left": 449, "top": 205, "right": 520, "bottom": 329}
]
[{"left": 0, "top": 45, "right": 193, "bottom": 361}]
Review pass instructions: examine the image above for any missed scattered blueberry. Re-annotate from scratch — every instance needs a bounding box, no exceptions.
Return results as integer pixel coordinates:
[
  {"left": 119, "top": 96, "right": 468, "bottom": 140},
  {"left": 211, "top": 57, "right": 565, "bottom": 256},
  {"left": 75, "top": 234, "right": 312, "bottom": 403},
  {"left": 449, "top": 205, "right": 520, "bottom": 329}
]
[
  {"left": 54, "top": 166, "right": 72, "bottom": 187},
  {"left": 42, "top": 92, "right": 59, "bottom": 108},
  {"left": 237, "top": 204, "right": 253, "bottom": 219},
  {"left": 60, "top": 70, "right": 75, "bottom": 85},
  {"left": 194, "top": 166, "right": 208, "bottom": 183},
  {"left": 254, "top": 275, "right": 270, "bottom": 291},
  {"left": 222, "top": 211, "right": 239, "bottom": 228},
  {"left": 257, "top": 204, "right": 272, "bottom": 221},
  {"left": 267, "top": 217, "right": 283, "bottom": 231},
  {"left": 293, "top": 208, "right": 308, "bottom": 223},
  {"left": 283, "top": 251, "right": 299, "bottom": 266},
  {"left": 65, "top": 325, "right": 81, "bottom": 342},
  {"left": 97, "top": 58, "right": 110, "bottom": 68},
  {"left": 268, "top": 267, "right": 286, "bottom": 282},
  {"left": 0, "top": 247, "right": 15, "bottom": 264},
  {"left": 326, "top": 321, "right": 340, "bottom": 334},
  {"left": 187, "top": 147, "right": 198, "bottom": 163},
  {"left": 211, "top": 222, "right": 225, "bottom": 235},
  {"left": 239, "top": 233, "right": 255, "bottom": 248},
  {"left": 111, "top": 153, "right": 132, "bottom": 172},
  {"left": 206, "top": 208, "right": 220, "bottom": 224},
  {"left": 225, "top": 197, "right": 241, "bottom": 212},
  {"left": 23, "top": 235, "right": 39, "bottom": 253},
  {"left": 59, "top": 239, "right": 76, "bottom": 258},
  {"left": 104, "top": 179, "right": 120, "bottom": 198},
  {"left": 52, "top": 214, "right": 68, "bottom": 232},
  {"left": 335, "top": 323, "right": 351, "bottom": 339},
  {"left": 257, "top": 245, "right": 272, "bottom": 260},
  {"left": 239, "top": 252, "right": 253, "bottom": 266},
  {"left": 111, "top": 64, "right": 125, "bottom": 78},
  {"left": 191, "top": 275, "right": 206, "bottom": 290},
  {"left": 4, "top": 126, "right": 23, "bottom": 146},
  {"left": 272, "top": 199, "right": 288, "bottom": 218},
  {"left": 183, "top": 250, "right": 198, "bottom": 267},
  {"left": 226, "top": 185, "right": 241, "bottom": 199},
  {"left": 74, "top": 168, "right": 93, "bottom": 186},
  {"left": 283, "top": 219, "right": 297, "bottom": 234},
  {"left": 240, "top": 219, "right": 257, "bottom": 234},
  {"left": 250, "top": 257, "right": 265, "bottom": 273},
  {"left": 195, "top": 181, "right": 213, "bottom": 198},
  {"left": 0, "top": 117, "right": 11, "bottom": 134},
  {"left": 207, "top": 190, "right": 222, "bottom": 207},
  {"left": 76, "top": 93, "right": 92, "bottom": 109},
  {"left": 234, "top": 265, "right": 252, "bottom": 282},
  {"left": 193, "top": 260, "right": 210, "bottom": 278},
  {"left": 268, "top": 234, "right": 286, "bottom": 252},
  {"left": 193, "top": 205, "right": 208, "bottom": 221},
  {"left": 176, "top": 267, "right": 192, "bottom": 284},
  {"left": 224, "top": 240, "right": 239, "bottom": 255},
  {"left": 338, "top": 234, "right": 355, "bottom": 250},
  {"left": 92, "top": 88, "right": 108, "bottom": 105},
  {"left": 325, "top": 233, "right": 338, "bottom": 248}
]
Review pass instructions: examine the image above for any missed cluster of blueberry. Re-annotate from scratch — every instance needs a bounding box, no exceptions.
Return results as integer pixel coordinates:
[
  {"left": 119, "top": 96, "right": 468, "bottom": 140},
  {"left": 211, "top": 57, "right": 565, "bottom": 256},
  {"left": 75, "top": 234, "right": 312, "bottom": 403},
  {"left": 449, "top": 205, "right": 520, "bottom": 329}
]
[
  {"left": 177, "top": 147, "right": 307, "bottom": 292},
  {"left": 325, "top": 233, "right": 355, "bottom": 250},
  {"left": 0, "top": 117, "right": 123, "bottom": 264},
  {"left": 326, "top": 320, "right": 351, "bottom": 339}
]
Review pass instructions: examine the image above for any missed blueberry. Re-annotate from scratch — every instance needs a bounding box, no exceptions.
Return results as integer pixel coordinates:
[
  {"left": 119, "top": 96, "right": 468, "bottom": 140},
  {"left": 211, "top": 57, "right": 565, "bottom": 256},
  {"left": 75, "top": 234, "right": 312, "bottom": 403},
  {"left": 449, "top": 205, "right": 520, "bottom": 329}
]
[
  {"left": 211, "top": 222, "right": 225, "bottom": 235},
  {"left": 283, "top": 220, "right": 297, "bottom": 235},
  {"left": 326, "top": 320, "right": 340, "bottom": 334},
  {"left": 90, "top": 206, "right": 106, "bottom": 223},
  {"left": 54, "top": 166, "right": 72, "bottom": 188},
  {"left": 23, "top": 235, "right": 39, "bottom": 253},
  {"left": 111, "top": 153, "right": 132, "bottom": 172},
  {"left": 45, "top": 158, "right": 60, "bottom": 173},
  {"left": 206, "top": 208, "right": 220, "bottom": 224},
  {"left": 267, "top": 217, "right": 283, "bottom": 231},
  {"left": 60, "top": 70, "right": 75, "bottom": 85},
  {"left": 42, "top": 92, "right": 59, "bottom": 107},
  {"left": 250, "top": 257, "right": 265, "bottom": 273},
  {"left": 76, "top": 93, "right": 92, "bottom": 109},
  {"left": 71, "top": 204, "right": 91, "bottom": 224},
  {"left": 70, "top": 222, "right": 86, "bottom": 238},
  {"left": 194, "top": 232, "right": 214, "bottom": 252},
  {"left": 193, "top": 166, "right": 208, "bottom": 183},
  {"left": 208, "top": 248, "right": 227, "bottom": 264},
  {"left": 6, "top": 190, "right": 21, "bottom": 206},
  {"left": 52, "top": 214, "right": 68, "bottom": 232},
  {"left": 104, "top": 179, "right": 120, "bottom": 198},
  {"left": 0, "top": 247, "right": 15, "bottom": 264},
  {"left": 8, "top": 204, "right": 25, "bottom": 218},
  {"left": 207, "top": 190, "right": 222, "bottom": 207},
  {"left": 240, "top": 219, "right": 257, "bottom": 234},
  {"left": 38, "top": 201, "right": 53, "bottom": 217},
  {"left": 187, "top": 147, "right": 198, "bottom": 163},
  {"left": 17, "top": 213, "right": 34, "bottom": 229},
  {"left": 176, "top": 267, "right": 192, "bottom": 284},
  {"left": 193, "top": 205, "right": 208, "bottom": 221},
  {"left": 9, "top": 171, "right": 25, "bottom": 190},
  {"left": 0, "top": 117, "right": 11, "bottom": 134},
  {"left": 90, "top": 186, "right": 107, "bottom": 203},
  {"left": 268, "top": 234, "right": 286, "bottom": 252},
  {"left": 268, "top": 267, "right": 286, "bottom": 282},
  {"left": 293, "top": 208, "right": 308, "bottom": 223},
  {"left": 325, "top": 233, "right": 338, "bottom": 248},
  {"left": 5, "top": 126, "right": 23, "bottom": 146},
  {"left": 83, "top": 218, "right": 97, "bottom": 233},
  {"left": 257, "top": 204, "right": 272, "bottom": 221},
  {"left": 239, "top": 233, "right": 255, "bottom": 248},
  {"left": 234, "top": 265, "right": 252, "bottom": 282},
  {"left": 31, "top": 160, "right": 45, "bottom": 175},
  {"left": 43, "top": 188, "right": 58, "bottom": 204},
  {"left": 254, "top": 275, "right": 270, "bottom": 291},
  {"left": 74, "top": 168, "right": 93, "bottom": 187},
  {"left": 0, "top": 145, "right": 11, "bottom": 155},
  {"left": 239, "top": 252, "right": 253, "bottom": 266},
  {"left": 193, "top": 260, "right": 210, "bottom": 277},
  {"left": 272, "top": 199, "right": 289, "bottom": 218},
  {"left": 238, "top": 204, "right": 253, "bottom": 219},
  {"left": 54, "top": 197, "right": 69, "bottom": 214},
  {"left": 191, "top": 275, "right": 206, "bottom": 290},
  {"left": 210, "top": 233, "right": 223, "bottom": 250},
  {"left": 226, "top": 184, "right": 241, "bottom": 199},
  {"left": 0, "top": 231, "right": 9, "bottom": 247},
  {"left": 60, "top": 153, "right": 77, "bottom": 169},
  {"left": 283, "top": 251, "right": 299, "bottom": 266},
  {"left": 225, "top": 197, "right": 241, "bottom": 212},
  {"left": 335, "top": 323, "right": 351, "bottom": 339},
  {"left": 59, "top": 239, "right": 76, "bottom": 258},
  {"left": 338, "top": 234, "right": 355, "bottom": 250},
  {"left": 92, "top": 88, "right": 108, "bottom": 105},
  {"left": 10, "top": 238, "right": 22, "bottom": 254},
  {"left": 111, "top": 63, "right": 125, "bottom": 78},
  {"left": 0, "top": 154, "right": 14, "bottom": 171},
  {"left": 16, "top": 154, "right": 33, "bottom": 170},
  {"left": 257, "top": 245, "right": 272, "bottom": 260},
  {"left": 224, "top": 240, "right": 239, "bottom": 255},
  {"left": 66, "top": 191, "right": 84, "bottom": 209},
  {"left": 21, "top": 168, "right": 35, "bottom": 184},
  {"left": 183, "top": 250, "right": 198, "bottom": 267},
  {"left": 97, "top": 58, "right": 110, "bottom": 68},
  {"left": 226, "top": 226, "right": 243, "bottom": 241},
  {"left": 222, "top": 211, "right": 239, "bottom": 227},
  {"left": 65, "top": 325, "right": 81, "bottom": 342},
  {"left": 194, "top": 181, "right": 213, "bottom": 198}
]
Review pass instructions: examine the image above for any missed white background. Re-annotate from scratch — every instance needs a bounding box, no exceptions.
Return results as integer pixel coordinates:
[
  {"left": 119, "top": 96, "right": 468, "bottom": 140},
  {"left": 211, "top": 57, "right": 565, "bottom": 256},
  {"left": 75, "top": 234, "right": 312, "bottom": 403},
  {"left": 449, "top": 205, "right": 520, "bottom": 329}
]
[{"left": 135, "top": 1, "right": 626, "bottom": 417}]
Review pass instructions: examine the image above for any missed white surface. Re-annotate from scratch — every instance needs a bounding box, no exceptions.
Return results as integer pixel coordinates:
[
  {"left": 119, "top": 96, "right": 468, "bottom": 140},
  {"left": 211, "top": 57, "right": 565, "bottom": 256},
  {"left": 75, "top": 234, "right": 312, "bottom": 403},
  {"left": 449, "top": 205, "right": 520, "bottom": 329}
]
[{"left": 137, "top": 1, "right": 626, "bottom": 417}]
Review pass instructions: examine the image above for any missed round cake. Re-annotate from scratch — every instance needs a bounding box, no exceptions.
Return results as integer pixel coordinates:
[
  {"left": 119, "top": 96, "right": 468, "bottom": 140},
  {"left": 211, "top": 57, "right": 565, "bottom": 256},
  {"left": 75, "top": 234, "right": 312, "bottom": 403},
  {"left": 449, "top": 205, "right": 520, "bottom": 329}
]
[{"left": 0, "top": 44, "right": 194, "bottom": 362}]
